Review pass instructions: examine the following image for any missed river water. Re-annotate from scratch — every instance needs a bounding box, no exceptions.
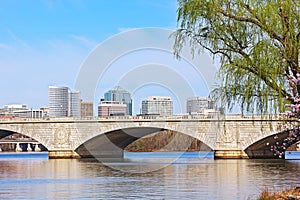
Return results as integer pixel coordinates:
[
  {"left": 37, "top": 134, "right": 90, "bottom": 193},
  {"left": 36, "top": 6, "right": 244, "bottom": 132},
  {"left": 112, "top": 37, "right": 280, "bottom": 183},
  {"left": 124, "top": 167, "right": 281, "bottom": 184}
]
[{"left": 0, "top": 152, "right": 299, "bottom": 200}]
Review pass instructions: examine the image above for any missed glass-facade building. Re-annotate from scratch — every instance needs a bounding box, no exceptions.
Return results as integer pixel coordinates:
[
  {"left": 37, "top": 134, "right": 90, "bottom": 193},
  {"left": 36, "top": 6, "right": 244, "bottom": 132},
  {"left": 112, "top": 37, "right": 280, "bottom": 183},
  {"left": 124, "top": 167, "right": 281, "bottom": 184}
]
[{"left": 104, "top": 86, "right": 132, "bottom": 116}]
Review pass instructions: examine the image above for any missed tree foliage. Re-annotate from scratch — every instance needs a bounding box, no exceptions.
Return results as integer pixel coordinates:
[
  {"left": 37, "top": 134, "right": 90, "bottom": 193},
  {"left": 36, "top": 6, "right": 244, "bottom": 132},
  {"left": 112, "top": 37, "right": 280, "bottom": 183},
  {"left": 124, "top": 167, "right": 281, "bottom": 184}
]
[{"left": 173, "top": 0, "right": 300, "bottom": 113}]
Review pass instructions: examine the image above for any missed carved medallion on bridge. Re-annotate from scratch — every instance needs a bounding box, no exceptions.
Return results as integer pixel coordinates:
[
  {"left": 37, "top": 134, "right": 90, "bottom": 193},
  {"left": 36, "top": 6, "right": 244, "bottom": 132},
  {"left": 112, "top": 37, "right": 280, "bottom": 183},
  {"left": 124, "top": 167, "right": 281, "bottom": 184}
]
[
  {"left": 54, "top": 126, "right": 70, "bottom": 148},
  {"left": 219, "top": 125, "right": 235, "bottom": 143}
]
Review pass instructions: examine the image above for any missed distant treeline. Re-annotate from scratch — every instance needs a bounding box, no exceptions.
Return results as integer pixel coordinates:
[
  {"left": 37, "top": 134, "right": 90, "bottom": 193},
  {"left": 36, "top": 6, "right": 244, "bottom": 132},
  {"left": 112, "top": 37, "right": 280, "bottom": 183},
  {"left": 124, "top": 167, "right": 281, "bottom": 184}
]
[{"left": 125, "top": 130, "right": 211, "bottom": 152}]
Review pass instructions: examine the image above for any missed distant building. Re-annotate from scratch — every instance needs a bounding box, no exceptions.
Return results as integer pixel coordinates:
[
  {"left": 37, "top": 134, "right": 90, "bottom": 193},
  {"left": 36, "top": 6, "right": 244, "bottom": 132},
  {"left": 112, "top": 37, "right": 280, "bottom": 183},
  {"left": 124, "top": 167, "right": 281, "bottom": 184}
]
[
  {"left": 3, "top": 104, "right": 27, "bottom": 113},
  {"left": 81, "top": 102, "right": 93, "bottom": 117},
  {"left": 0, "top": 108, "right": 4, "bottom": 114},
  {"left": 142, "top": 96, "right": 173, "bottom": 116},
  {"left": 48, "top": 86, "right": 69, "bottom": 117},
  {"left": 98, "top": 101, "right": 127, "bottom": 117},
  {"left": 0, "top": 105, "right": 47, "bottom": 119},
  {"left": 186, "top": 97, "right": 215, "bottom": 113},
  {"left": 104, "top": 86, "right": 132, "bottom": 115},
  {"left": 69, "top": 91, "right": 81, "bottom": 117},
  {"left": 13, "top": 109, "right": 44, "bottom": 119},
  {"left": 0, "top": 104, "right": 27, "bottom": 117},
  {"left": 40, "top": 107, "right": 49, "bottom": 117}
]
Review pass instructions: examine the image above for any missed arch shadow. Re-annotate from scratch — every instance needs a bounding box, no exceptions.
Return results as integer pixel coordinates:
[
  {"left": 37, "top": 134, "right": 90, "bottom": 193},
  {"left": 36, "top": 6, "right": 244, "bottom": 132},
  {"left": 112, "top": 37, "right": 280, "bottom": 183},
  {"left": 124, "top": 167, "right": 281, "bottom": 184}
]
[
  {"left": 244, "top": 130, "right": 299, "bottom": 158},
  {"left": 75, "top": 127, "right": 212, "bottom": 159}
]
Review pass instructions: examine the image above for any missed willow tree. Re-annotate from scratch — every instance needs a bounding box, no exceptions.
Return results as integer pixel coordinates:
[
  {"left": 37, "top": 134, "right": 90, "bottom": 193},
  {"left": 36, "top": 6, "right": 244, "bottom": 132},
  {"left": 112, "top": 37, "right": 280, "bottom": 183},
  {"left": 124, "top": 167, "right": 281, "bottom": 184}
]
[{"left": 173, "top": 0, "right": 300, "bottom": 113}]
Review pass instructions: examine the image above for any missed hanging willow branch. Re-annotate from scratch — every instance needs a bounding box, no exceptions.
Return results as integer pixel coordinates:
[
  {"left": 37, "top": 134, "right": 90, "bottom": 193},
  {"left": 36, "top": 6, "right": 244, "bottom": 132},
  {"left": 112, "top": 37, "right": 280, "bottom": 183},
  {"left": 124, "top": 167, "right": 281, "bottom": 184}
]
[{"left": 173, "top": 0, "right": 300, "bottom": 113}]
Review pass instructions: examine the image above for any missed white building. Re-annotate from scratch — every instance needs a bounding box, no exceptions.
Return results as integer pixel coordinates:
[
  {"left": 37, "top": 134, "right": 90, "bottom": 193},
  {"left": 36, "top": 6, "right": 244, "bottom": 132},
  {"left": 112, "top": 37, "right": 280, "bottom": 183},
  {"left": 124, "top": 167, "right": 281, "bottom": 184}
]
[
  {"left": 69, "top": 91, "right": 81, "bottom": 117},
  {"left": 13, "top": 109, "right": 44, "bottom": 119},
  {"left": 48, "top": 86, "right": 69, "bottom": 117},
  {"left": 142, "top": 96, "right": 173, "bottom": 116},
  {"left": 186, "top": 97, "right": 215, "bottom": 113},
  {"left": 98, "top": 101, "right": 127, "bottom": 117},
  {"left": 3, "top": 104, "right": 27, "bottom": 113}
]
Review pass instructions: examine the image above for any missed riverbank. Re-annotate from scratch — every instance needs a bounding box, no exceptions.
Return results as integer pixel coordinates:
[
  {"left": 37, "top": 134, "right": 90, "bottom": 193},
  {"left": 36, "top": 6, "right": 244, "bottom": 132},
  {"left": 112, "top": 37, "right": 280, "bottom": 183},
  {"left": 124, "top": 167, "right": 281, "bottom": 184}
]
[
  {"left": 125, "top": 130, "right": 211, "bottom": 152},
  {"left": 258, "top": 187, "right": 300, "bottom": 200}
]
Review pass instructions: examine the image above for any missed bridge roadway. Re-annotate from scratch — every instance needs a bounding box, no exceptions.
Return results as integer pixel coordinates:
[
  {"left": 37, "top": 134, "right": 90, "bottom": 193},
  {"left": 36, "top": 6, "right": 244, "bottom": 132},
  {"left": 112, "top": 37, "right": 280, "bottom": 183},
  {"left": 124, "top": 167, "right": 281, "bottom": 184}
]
[{"left": 0, "top": 114, "right": 293, "bottom": 160}]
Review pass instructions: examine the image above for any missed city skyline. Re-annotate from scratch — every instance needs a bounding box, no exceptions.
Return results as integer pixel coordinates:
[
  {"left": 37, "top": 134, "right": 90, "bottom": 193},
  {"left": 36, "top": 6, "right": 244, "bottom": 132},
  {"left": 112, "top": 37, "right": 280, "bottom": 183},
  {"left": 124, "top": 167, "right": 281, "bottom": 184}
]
[{"left": 0, "top": 84, "right": 216, "bottom": 116}]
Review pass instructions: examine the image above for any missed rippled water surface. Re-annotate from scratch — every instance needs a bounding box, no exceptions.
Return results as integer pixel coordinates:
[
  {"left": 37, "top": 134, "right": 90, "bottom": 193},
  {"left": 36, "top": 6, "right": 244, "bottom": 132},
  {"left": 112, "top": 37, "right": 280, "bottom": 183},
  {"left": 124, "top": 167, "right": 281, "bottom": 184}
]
[{"left": 0, "top": 152, "right": 299, "bottom": 199}]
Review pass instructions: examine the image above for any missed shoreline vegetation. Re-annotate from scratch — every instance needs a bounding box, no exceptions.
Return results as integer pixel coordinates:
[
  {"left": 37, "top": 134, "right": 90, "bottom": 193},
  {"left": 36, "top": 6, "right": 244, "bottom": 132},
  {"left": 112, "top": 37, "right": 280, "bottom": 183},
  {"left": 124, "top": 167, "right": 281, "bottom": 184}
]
[
  {"left": 257, "top": 187, "right": 300, "bottom": 200},
  {"left": 125, "top": 130, "right": 211, "bottom": 152}
]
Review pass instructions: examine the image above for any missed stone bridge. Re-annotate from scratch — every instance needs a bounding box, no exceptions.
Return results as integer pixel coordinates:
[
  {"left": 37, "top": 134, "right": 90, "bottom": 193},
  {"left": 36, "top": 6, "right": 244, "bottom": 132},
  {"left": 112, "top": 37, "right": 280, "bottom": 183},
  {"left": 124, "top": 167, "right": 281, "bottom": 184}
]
[{"left": 0, "top": 115, "right": 294, "bottom": 159}]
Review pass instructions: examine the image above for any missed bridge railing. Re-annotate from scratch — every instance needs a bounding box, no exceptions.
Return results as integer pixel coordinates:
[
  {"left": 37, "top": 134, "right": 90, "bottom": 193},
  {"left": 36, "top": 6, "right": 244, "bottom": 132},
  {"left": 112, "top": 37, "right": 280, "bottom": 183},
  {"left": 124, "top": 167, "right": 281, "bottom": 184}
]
[
  {"left": 0, "top": 113, "right": 281, "bottom": 122},
  {"left": 45, "top": 114, "right": 222, "bottom": 121}
]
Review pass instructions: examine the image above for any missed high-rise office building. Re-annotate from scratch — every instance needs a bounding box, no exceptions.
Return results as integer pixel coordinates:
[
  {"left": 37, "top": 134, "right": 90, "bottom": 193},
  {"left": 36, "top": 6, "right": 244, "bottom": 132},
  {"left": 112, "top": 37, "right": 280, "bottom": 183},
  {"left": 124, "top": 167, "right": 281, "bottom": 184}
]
[
  {"left": 186, "top": 96, "right": 214, "bottom": 113},
  {"left": 81, "top": 102, "right": 93, "bottom": 117},
  {"left": 142, "top": 96, "right": 173, "bottom": 116},
  {"left": 69, "top": 91, "right": 81, "bottom": 117},
  {"left": 104, "top": 86, "right": 132, "bottom": 115},
  {"left": 48, "top": 86, "right": 69, "bottom": 117}
]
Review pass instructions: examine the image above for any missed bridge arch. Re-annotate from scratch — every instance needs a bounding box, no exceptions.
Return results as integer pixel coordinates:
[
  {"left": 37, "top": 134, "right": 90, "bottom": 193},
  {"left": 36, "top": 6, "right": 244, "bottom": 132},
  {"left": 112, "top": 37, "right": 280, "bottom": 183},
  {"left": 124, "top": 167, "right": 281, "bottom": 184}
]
[
  {"left": 0, "top": 129, "right": 16, "bottom": 139},
  {"left": 74, "top": 120, "right": 216, "bottom": 149},
  {"left": 75, "top": 126, "right": 213, "bottom": 158},
  {"left": 243, "top": 129, "right": 299, "bottom": 158}
]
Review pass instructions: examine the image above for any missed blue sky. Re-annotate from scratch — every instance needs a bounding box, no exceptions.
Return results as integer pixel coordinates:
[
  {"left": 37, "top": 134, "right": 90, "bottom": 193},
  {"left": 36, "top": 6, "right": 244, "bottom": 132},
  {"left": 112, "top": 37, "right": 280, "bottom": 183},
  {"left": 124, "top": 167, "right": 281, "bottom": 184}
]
[{"left": 0, "top": 0, "right": 218, "bottom": 114}]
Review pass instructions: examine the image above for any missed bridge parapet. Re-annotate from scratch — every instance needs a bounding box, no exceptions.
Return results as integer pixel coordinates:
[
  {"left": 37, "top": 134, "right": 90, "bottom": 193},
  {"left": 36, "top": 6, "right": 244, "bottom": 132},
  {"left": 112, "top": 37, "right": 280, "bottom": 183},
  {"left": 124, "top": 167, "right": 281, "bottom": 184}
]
[{"left": 0, "top": 113, "right": 280, "bottom": 122}]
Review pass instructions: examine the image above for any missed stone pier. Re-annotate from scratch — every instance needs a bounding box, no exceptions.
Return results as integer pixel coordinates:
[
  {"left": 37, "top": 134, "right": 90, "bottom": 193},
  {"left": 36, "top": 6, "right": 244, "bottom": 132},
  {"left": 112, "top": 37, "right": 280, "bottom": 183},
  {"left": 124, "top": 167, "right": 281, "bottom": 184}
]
[
  {"left": 214, "top": 150, "right": 249, "bottom": 159},
  {"left": 48, "top": 150, "right": 80, "bottom": 159}
]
